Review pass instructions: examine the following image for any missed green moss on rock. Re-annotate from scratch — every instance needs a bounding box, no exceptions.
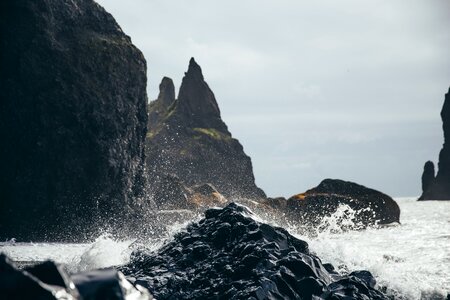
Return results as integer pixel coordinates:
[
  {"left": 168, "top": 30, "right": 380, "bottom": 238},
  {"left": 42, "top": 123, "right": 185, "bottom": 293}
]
[{"left": 193, "top": 127, "right": 231, "bottom": 141}]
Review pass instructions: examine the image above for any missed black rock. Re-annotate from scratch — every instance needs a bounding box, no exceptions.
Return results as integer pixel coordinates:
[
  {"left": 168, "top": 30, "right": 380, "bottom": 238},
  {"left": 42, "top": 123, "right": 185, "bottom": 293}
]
[
  {"left": 147, "top": 77, "right": 176, "bottom": 129},
  {"left": 420, "top": 87, "right": 450, "bottom": 200},
  {"left": 281, "top": 179, "right": 400, "bottom": 228},
  {"left": 0, "top": 254, "right": 78, "bottom": 299},
  {"left": 119, "top": 203, "right": 389, "bottom": 300},
  {"left": 25, "top": 261, "right": 75, "bottom": 291},
  {"left": 0, "top": 253, "right": 152, "bottom": 300},
  {"left": 72, "top": 269, "right": 152, "bottom": 300},
  {"left": 421, "top": 161, "right": 436, "bottom": 196},
  {"left": 0, "top": 0, "right": 149, "bottom": 241},
  {"left": 151, "top": 174, "right": 191, "bottom": 210},
  {"left": 146, "top": 59, "right": 266, "bottom": 201}
]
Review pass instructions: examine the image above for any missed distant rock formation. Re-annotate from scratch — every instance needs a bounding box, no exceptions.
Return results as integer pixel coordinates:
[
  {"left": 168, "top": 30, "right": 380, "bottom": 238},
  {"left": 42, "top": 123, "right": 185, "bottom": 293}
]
[
  {"left": 147, "top": 77, "right": 176, "bottom": 129},
  {"left": 146, "top": 58, "right": 266, "bottom": 203},
  {"left": 419, "top": 88, "right": 450, "bottom": 200},
  {"left": 421, "top": 161, "right": 436, "bottom": 194},
  {"left": 0, "top": 0, "right": 148, "bottom": 241},
  {"left": 120, "top": 203, "right": 389, "bottom": 299},
  {"left": 261, "top": 179, "right": 400, "bottom": 228}
]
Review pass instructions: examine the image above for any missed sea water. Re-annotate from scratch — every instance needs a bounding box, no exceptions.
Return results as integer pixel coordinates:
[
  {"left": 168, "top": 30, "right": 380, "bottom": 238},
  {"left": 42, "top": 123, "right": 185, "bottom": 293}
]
[{"left": 1, "top": 198, "right": 448, "bottom": 299}]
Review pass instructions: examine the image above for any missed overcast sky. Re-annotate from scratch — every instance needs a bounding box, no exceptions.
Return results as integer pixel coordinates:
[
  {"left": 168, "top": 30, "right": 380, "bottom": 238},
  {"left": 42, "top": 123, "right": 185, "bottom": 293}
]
[{"left": 97, "top": 0, "right": 450, "bottom": 198}]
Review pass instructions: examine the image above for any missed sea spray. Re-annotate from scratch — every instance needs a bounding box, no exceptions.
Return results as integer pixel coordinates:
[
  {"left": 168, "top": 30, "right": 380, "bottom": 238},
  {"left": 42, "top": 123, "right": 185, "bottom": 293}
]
[
  {"left": 1, "top": 198, "right": 448, "bottom": 299},
  {"left": 291, "top": 199, "right": 449, "bottom": 299},
  {"left": 68, "top": 234, "right": 135, "bottom": 273}
]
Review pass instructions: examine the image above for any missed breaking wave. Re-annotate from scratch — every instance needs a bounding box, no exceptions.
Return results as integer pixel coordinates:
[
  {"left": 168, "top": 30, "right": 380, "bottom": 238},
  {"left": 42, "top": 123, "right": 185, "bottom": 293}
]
[{"left": 1, "top": 198, "right": 448, "bottom": 299}]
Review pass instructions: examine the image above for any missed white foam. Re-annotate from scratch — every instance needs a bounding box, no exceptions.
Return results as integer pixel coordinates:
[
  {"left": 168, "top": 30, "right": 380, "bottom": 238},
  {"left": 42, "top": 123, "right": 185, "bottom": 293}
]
[
  {"left": 1, "top": 198, "right": 448, "bottom": 299},
  {"left": 290, "top": 198, "right": 450, "bottom": 299},
  {"left": 68, "top": 234, "right": 134, "bottom": 273}
]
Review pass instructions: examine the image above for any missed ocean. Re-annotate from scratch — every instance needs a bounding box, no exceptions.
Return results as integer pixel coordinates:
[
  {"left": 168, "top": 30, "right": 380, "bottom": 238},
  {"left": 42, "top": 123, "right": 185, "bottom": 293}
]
[{"left": 1, "top": 198, "right": 448, "bottom": 299}]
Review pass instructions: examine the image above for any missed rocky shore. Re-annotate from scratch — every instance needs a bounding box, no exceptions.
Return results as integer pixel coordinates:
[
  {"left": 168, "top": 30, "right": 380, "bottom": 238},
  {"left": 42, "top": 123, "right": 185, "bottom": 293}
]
[
  {"left": 1, "top": 204, "right": 392, "bottom": 299},
  {"left": 120, "top": 203, "right": 390, "bottom": 299},
  {"left": 1, "top": 0, "right": 441, "bottom": 298}
]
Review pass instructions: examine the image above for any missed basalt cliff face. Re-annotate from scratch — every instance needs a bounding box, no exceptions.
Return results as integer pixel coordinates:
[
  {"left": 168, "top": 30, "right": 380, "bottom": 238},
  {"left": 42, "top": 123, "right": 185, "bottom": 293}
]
[
  {"left": 146, "top": 58, "right": 266, "bottom": 206},
  {"left": 419, "top": 88, "right": 450, "bottom": 200},
  {"left": 0, "top": 0, "right": 148, "bottom": 241}
]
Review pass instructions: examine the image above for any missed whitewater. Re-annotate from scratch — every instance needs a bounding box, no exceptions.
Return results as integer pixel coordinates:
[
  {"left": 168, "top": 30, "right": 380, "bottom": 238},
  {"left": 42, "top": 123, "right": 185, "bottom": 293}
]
[{"left": 1, "top": 198, "right": 448, "bottom": 299}]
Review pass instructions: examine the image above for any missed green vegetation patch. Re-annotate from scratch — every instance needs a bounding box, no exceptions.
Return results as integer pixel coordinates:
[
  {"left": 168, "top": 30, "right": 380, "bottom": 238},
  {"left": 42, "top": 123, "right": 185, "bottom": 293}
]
[{"left": 193, "top": 127, "right": 231, "bottom": 141}]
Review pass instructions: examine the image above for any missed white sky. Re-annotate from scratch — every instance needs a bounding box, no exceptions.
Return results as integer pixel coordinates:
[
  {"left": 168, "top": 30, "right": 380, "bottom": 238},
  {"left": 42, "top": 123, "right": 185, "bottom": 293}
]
[{"left": 97, "top": 0, "right": 450, "bottom": 197}]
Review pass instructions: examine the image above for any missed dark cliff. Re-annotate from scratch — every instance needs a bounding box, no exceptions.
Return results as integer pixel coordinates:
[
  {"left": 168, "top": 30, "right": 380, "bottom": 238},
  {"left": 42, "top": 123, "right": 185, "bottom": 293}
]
[
  {"left": 419, "top": 87, "right": 450, "bottom": 200},
  {"left": 0, "top": 0, "right": 148, "bottom": 240},
  {"left": 146, "top": 58, "right": 265, "bottom": 202}
]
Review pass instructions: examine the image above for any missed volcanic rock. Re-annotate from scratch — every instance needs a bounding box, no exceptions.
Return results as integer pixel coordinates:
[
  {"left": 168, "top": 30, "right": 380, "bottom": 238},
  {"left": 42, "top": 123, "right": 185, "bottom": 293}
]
[
  {"left": 151, "top": 174, "right": 228, "bottom": 210},
  {"left": 0, "top": 254, "right": 152, "bottom": 300},
  {"left": 421, "top": 161, "right": 436, "bottom": 195},
  {"left": 147, "top": 77, "right": 176, "bottom": 129},
  {"left": 146, "top": 58, "right": 265, "bottom": 201},
  {"left": 120, "top": 203, "right": 389, "bottom": 299},
  {"left": 264, "top": 179, "right": 400, "bottom": 229},
  {"left": 420, "top": 87, "right": 450, "bottom": 200},
  {"left": 0, "top": 0, "right": 148, "bottom": 241}
]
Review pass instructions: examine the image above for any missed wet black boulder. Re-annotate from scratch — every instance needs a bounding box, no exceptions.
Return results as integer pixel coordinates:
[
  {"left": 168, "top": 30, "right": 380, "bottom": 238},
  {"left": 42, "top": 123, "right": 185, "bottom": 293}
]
[
  {"left": 120, "top": 203, "right": 389, "bottom": 299},
  {"left": 0, "top": 253, "right": 152, "bottom": 300},
  {"left": 284, "top": 179, "right": 400, "bottom": 228}
]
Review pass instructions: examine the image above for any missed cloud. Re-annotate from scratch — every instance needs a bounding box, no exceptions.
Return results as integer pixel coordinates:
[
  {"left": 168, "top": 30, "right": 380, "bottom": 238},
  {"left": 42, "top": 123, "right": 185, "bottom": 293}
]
[{"left": 97, "top": 0, "right": 450, "bottom": 197}]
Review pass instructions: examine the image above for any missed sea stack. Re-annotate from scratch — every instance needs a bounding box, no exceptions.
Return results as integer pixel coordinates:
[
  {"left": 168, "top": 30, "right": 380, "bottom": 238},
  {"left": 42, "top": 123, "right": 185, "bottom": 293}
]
[
  {"left": 146, "top": 58, "right": 265, "bottom": 204},
  {"left": 419, "top": 87, "right": 450, "bottom": 200},
  {"left": 0, "top": 0, "right": 148, "bottom": 240},
  {"left": 263, "top": 179, "right": 400, "bottom": 228}
]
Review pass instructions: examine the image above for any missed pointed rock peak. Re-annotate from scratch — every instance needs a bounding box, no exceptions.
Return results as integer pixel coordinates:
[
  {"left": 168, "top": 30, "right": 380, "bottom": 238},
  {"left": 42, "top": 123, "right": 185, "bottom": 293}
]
[
  {"left": 160, "top": 77, "right": 174, "bottom": 92},
  {"left": 421, "top": 161, "right": 435, "bottom": 194},
  {"left": 186, "top": 57, "right": 204, "bottom": 80},
  {"left": 175, "top": 58, "right": 228, "bottom": 132},
  {"left": 157, "top": 76, "right": 175, "bottom": 107}
]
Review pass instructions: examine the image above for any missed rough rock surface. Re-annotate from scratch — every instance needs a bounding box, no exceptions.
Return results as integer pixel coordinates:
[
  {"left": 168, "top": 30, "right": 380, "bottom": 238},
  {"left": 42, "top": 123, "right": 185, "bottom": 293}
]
[
  {"left": 147, "top": 77, "right": 175, "bottom": 129},
  {"left": 420, "top": 87, "right": 450, "bottom": 200},
  {"left": 421, "top": 161, "right": 436, "bottom": 195},
  {"left": 151, "top": 174, "right": 227, "bottom": 210},
  {"left": 0, "top": 0, "right": 148, "bottom": 241},
  {"left": 146, "top": 59, "right": 265, "bottom": 201},
  {"left": 263, "top": 179, "right": 400, "bottom": 229},
  {"left": 120, "top": 203, "right": 389, "bottom": 300},
  {"left": 0, "top": 254, "right": 152, "bottom": 300}
]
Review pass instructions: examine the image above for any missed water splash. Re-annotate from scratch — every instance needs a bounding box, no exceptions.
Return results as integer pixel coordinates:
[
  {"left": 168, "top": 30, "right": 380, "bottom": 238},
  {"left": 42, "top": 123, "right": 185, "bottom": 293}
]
[
  {"left": 314, "top": 204, "right": 368, "bottom": 234},
  {"left": 289, "top": 199, "right": 450, "bottom": 300},
  {"left": 68, "top": 234, "right": 134, "bottom": 273},
  {"left": 1, "top": 199, "right": 448, "bottom": 299}
]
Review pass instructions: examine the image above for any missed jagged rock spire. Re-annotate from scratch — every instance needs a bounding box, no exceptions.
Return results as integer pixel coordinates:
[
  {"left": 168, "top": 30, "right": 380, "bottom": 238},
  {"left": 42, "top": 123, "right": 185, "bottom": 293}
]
[
  {"left": 420, "top": 87, "right": 450, "bottom": 200},
  {"left": 145, "top": 58, "right": 266, "bottom": 200},
  {"left": 185, "top": 57, "right": 204, "bottom": 80},
  {"left": 177, "top": 58, "right": 223, "bottom": 129},
  {"left": 158, "top": 77, "right": 176, "bottom": 107},
  {"left": 147, "top": 77, "right": 176, "bottom": 129},
  {"left": 421, "top": 161, "right": 435, "bottom": 194}
]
